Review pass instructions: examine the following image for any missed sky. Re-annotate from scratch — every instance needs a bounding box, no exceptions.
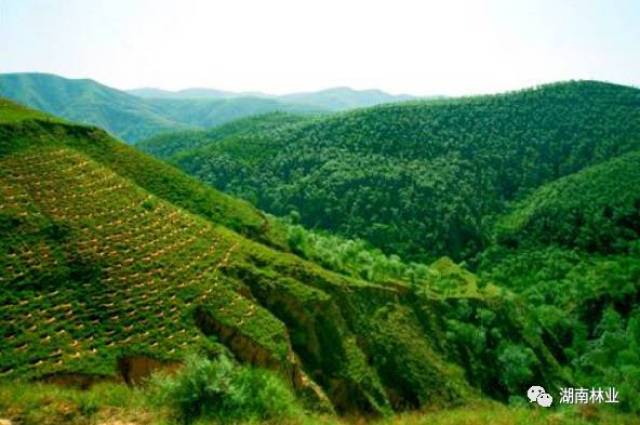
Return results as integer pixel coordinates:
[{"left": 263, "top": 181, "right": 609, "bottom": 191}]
[{"left": 1, "top": 0, "right": 639, "bottom": 96}]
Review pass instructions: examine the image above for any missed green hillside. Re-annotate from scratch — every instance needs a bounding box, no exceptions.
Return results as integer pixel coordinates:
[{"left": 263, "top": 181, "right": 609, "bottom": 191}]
[
  {"left": 0, "top": 102, "right": 288, "bottom": 249},
  {"left": 131, "top": 81, "right": 640, "bottom": 420},
  {"left": 137, "top": 112, "right": 313, "bottom": 160},
  {"left": 156, "top": 80, "right": 640, "bottom": 262},
  {"left": 0, "top": 73, "right": 325, "bottom": 143},
  {"left": 0, "top": 73, "right": 187, "bottom": 142},
  {"left": 0, "top": 99, "right": 567, "bottom": 419},
  {"left": 474, "top": 150, "right": 640, "bottom": 414},
  {"left": 150, "top": 98, "right": 323, "bottom": 134},
  {"left": 495, "top": 151, "right": 640, "bottom": 253}
]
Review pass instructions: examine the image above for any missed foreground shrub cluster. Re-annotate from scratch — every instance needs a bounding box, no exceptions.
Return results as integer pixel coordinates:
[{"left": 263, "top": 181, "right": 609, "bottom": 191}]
[{"left": 149, "top": 354, "right": 301, "bottom": 424}]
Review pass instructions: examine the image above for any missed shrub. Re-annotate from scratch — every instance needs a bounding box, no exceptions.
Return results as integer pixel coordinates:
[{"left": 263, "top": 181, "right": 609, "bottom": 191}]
[
  {"left": 497, "top": 343, "right": 538, "bottom": 394},
  {"left": 148, "top": 354, "right": 301, "bottom": 424}
]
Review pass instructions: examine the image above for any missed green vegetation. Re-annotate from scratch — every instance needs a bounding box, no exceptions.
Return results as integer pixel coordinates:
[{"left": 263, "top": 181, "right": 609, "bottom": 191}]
[
  {"left": 3, "top": 78, "right": 640, "bottom": 424},
  {"left": 0, "top": 72, "right": 187, "bottom": 142},
  {"left": 495, "top": 151, "right": 640, "bottom": 254},
  {"left": 0, "top": 110, "right": 289, "bottom": 248},
  {"left": 0, "top": 74, "right": 418, "bottom": 145},
  {"left": 132, "top": 80, "right": 640, "bottom": 421},
  {"left": 153, "top": 81, "right": 640, "bottom": 262},
  {"left": 0, "top": 98, "right": 569, "bottom": 423},
  {"left": 148, "top": 354, "right": 301, "bottom": 424},
  {"left": 0, "top": 73, "right": 325, "bottom": 143},
  {"left": 148, "top": 97, "right": 324, "bottom": 134},
  {"left": 137, "top": 112, "right": 312, "bottom": 160},
  {"left": 2, "top": 380, "right": 638, "bottom": 425},
  {"left": 480, "top": 246, "right": 640, "bottom": 413},
  {"left": 476, "top": 147, "right": 640, "bottom": 414}
]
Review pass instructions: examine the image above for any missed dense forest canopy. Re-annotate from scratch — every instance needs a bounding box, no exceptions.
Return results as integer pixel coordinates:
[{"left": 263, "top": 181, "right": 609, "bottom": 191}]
[
  {"left": 144, "top": 81, "right": 640, "bottom": 262},
  {"left": 136, "top": 112, "right": 312, "bottom": 159},
  {"left": 495, "top": 150, "right": 640, "bottom": 254}
]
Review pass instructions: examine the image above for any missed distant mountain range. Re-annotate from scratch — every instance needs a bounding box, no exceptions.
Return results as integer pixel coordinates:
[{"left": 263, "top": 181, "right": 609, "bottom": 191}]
[
  {"left": 0, "top": 73, "right": 422, "bottom": 142},
  {"left": 126, "top": 87, "right": 270, "bottom": 99},
  {"left": 128, "top": 85, "right": 420, "bottom": 110}
]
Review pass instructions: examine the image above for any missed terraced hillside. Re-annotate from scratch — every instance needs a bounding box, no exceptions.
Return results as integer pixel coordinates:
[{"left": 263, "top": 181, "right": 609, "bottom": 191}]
[
  {"left": 0, "top": 99, "right": 565, "bottom": 415},
  {"left": 150, "top": 81, "right": 640, "bottom": 262}
]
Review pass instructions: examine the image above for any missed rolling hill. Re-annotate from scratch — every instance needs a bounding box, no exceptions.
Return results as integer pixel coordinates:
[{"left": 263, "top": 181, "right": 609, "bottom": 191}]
[
  {"left": 495, "top": 150, "right": 640, "bottom": 253},
  {"left": 149, "top": 97, "right": 323, "bottom": 130},
  {"left": 126, "top": 87, "right": 259, "bottom": 100},
  {"left": 279, "top": 87, "right": 416, "bottom": 110},
  {"left": 0, "top": 73, "right": 186, "bottom": 142},
  {"left": 147, "top": 81, "right": 640, "bottom": 262},
  {"left": 0, "top": 98, "right": 565, "bottom": 416},
  {"left": 477, "top": 151, "right": 640, "bottom": 413},
  {"left": 128, "top": 85, "right": 417, "bottom": 110},
  {"left": 0, "top": 73, "right": 325, "bottom": 143},
  {"left": 136, "top": 112, "right": 313, "bottom": 160}
]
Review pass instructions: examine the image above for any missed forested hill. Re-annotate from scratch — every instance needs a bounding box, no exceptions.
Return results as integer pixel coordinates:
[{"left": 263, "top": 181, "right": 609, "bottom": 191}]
[
  {"left": 136, "top": 112, "right": 312, "bottom": 159},
  {"left": 476, "top": 149, "right": 640, "bottom": 413},
  {"left": 0, "top": 98, "right": 568, "bottom": 415},
  {"left": 0, "top": 73, "right": 324, "bottom": 143},
  {"left": 0, "top": 72, "right": 186, "bottom": 142},
  {"left": 149, "top": 80, "right": 640, "bottom": 262},
  {"left": 494, "top": 150, "right": 640, "bottom": 254}
]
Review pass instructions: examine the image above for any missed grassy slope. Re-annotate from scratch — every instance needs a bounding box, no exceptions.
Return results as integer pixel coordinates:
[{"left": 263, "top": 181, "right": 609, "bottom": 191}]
[
  {"left": 160, "top": 81, "right": 640, "bottom": 261},
  {"left": 0, "top": 99, "right": 567, "bottom": 415}
]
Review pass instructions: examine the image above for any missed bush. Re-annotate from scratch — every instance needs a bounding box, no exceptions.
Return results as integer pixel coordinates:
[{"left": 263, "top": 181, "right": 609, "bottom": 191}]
[
  {"left": 149, "top": 354, "right": 301, "bottom": 424},
  {"left": 497, "top": 343, "right": 538, "bottom": 394}
]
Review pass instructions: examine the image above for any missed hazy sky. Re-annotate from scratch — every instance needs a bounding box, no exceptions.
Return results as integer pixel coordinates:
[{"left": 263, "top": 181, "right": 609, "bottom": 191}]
[{"left": 1, "top": 0, "right": 639, "bottom": 96}]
